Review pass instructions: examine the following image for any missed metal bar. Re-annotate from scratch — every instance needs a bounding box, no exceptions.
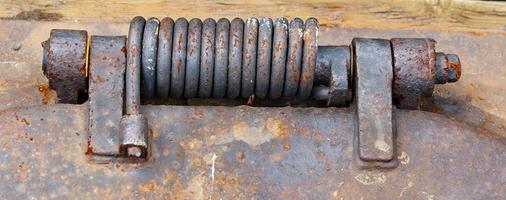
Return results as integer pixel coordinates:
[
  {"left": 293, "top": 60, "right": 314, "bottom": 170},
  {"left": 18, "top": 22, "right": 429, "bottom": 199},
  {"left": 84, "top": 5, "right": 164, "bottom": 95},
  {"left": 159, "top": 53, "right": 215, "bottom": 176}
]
[
  {"left": 170, "top": 18, "right": 188, "bottom": 98},
  {"left": 241, "top": 17, "right": 259, "bottom": 98},
  {"left": 87, "top": 36, "right": 126, "bottom": 156},
  {"left": 184, "top": 18, "right": 202, "bottom": 98},
  {"left": 352, "top": 38, "right": 395, "bottom": 162},
  {"left": 213, "top": 18, "right": 230, "bottom": 98},
  {"left": 255, "top": 17, "right": 273, "bottom": 99},
  {"left": 226, "top": 18, "right": 244, "bottom": 99},
  {"left": 141, "top": 18, "right": 159, "bottom": 98},
  {"left": 269, "top": 17, "right": 289, "bottom": 99},
  {"left": 199, "top": 19, "right": 216, "bottom": 98},
  {"left": 156, "top": 17, "right": 174, "bottom": 98},
  {"left": 125, "top": 16, "right": 145, "bottom": 115},
  {"left": 316, "top": 46, "right": 351, "bottom": 106}
]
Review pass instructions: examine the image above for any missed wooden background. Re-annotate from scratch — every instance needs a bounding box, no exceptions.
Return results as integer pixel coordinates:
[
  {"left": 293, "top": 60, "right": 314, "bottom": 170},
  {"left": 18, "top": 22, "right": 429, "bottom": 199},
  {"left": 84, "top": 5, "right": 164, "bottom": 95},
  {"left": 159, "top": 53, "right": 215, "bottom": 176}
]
[{"left": 1, "top": 0, "right": 505, "bottom": 32}]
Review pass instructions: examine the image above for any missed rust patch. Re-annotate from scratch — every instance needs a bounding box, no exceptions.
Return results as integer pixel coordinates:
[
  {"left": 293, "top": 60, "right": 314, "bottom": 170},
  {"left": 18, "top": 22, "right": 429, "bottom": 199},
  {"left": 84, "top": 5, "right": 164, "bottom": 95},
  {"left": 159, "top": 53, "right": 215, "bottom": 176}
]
[
  {"left": 449, "top": 62, "right": 462, "bottom": 80},
  {"left": 15, "top": 114, "right": 30, "bottom": 126},
  {"left": 139, "top": 180, "right": 158, "bottom": 192},
  {"left": 283, "top": 143, "right": 291, "bottom": 151},
  {"left": 266, "top": 118, "right": 288, "bottom": 137},
  {"left": 37, "top": 84, "right": 53, "bottom": 105}
]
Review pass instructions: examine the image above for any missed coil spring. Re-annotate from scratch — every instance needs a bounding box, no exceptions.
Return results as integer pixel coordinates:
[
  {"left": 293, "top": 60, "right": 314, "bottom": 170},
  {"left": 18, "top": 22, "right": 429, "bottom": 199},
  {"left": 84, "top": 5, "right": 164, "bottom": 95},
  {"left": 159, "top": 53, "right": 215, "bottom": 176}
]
[{"left": 128, "top": 16, "right": 319, "bottom": 100}]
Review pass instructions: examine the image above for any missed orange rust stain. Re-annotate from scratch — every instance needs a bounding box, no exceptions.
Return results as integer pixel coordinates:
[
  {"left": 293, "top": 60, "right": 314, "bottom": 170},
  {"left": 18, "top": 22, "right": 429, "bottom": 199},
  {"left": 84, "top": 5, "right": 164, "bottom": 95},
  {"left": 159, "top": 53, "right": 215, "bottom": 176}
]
[
  {"left": 139, "top": 180, "right": 158, "bottom": 192},
  {"left": 283, "top": 143, "right": 291, "bottom": 151},
  {"left": 313, "top": 132, "right": 323, "bottom": 141},
  {"left": 16, "top": 162, "right": 28, "bottom": 181},
  {"left": 150, "top": 128, "right": 159, "bottom": 138},
  {"left": 37, "top": 84, "right": 53, "bottom": 105},
  {"left": 340, "top": 116, "right": 348, "bottom": 123},
  {"left": 164, "top": 170, "right": 176, "bottom": 182},
  {"left": 85, "top": 135, "right": 94, "bottom": 155},
  {"left": 431, "top": 106, "right": 444, "bottom": 114},
  {"left": 270, "top": 153, "right": 284, "bottom": 162},
  {"left": 213, "top": 174, "right": 244, "bottom": 197},
  {"left": 162, "top": 147, "right": 170, "bottom": 156},
  {"left": 237, "top": 151, "right": 246, "bottom": 161},
  {"left": 450, "top": 62, "right": 462, "bottom": 79},
  {"left": 266, "top": 118, "right": 288, "bottom": 137},
  {"left": 246, "top": 95, "right": 255, "bottom": 105},
  {"left": 171, "top": 179, "right": 184, "bottom": 198},
  {"left": 15, "top": 115, "right": 30, "bottom": 126},
  {"left": 20, "top": 118, "right": 30, "bottom": 126}
]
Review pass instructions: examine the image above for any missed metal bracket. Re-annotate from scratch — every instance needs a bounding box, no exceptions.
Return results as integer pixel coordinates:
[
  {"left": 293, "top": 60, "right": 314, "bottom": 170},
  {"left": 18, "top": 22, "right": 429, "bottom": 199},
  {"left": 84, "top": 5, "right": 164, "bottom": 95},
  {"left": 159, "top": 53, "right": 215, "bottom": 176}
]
[
  {"left": 41, "top": 24, "right": 461, "bottom": 167},
  {"left": 87, "top": 36, "right": 127, "bottom": 159},
  {"left": 352, "top": 38, "right": 397, "bottom": 168}
]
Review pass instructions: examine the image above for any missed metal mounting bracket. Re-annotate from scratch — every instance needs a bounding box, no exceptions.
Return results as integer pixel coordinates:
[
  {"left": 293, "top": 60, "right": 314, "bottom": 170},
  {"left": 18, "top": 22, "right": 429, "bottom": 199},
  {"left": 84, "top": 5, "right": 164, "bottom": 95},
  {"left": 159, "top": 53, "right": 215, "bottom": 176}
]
[{"left": 352, "top": 38, "right": 397, "bottom": 168}]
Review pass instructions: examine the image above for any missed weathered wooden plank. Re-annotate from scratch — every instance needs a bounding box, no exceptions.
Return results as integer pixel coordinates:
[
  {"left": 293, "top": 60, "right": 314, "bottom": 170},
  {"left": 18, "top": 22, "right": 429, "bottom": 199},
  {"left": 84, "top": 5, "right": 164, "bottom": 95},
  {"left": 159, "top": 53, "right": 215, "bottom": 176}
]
[{"left": 0, "top": 0, "right": 505, "bottom": 32}]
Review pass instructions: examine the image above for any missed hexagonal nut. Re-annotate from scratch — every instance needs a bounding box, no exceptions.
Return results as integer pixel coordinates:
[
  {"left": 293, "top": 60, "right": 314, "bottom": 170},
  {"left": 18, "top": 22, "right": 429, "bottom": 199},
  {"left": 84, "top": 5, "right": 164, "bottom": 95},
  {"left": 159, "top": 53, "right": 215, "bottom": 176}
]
[{"left": 434, "top": 52, "right": 449, "bottom": 84}]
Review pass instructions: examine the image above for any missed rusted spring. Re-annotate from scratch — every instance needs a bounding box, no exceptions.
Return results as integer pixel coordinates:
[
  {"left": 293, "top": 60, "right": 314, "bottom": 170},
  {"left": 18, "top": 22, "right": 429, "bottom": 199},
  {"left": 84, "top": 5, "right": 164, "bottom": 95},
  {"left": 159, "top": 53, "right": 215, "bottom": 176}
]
[
  {"left": 129, "top": 16, "right": 319, "bottom": 100},
  {"left": 125, "top": 16, "right": 145, "bottom": 115}
]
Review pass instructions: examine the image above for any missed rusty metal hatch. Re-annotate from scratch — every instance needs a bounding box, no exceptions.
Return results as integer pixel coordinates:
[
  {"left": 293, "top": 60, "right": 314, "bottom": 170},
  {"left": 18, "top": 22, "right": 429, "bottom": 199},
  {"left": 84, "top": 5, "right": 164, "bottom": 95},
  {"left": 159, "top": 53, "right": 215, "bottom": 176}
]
[{"left": 0, "top": 16, "right": 504, "bottom": 199}]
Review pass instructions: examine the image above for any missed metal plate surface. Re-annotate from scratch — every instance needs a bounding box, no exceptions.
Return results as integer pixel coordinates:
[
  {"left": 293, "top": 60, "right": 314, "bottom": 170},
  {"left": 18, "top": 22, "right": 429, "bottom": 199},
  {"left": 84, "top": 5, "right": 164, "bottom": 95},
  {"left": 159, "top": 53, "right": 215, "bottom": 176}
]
[{"left": 0, "top": 105, "right": 505, "bottom": 199}]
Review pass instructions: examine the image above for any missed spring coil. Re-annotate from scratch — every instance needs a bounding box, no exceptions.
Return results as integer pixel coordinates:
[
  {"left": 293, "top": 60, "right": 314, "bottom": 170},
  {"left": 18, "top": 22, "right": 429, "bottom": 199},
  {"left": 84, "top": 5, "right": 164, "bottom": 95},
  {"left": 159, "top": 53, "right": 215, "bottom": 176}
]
[{"left": 128, "top": 16, "right": 319, "bottom": 100}]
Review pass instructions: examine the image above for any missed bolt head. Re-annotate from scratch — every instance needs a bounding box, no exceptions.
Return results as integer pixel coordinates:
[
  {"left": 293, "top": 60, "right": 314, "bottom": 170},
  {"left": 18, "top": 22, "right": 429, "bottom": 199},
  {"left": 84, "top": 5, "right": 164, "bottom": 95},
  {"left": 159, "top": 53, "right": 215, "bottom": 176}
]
[{"left": 447, "top": 54, "right": 461, "bottom": 82}]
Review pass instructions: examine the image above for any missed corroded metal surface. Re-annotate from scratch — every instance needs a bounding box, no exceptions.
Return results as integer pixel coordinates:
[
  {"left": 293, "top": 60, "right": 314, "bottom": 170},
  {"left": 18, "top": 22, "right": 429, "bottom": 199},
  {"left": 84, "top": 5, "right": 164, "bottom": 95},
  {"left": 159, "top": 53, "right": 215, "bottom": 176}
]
[
  {"left": 269, "top": 17, "right": 288, "bottom": 100},
  {"left": 0, "top": 105, "right": 504, "bottom": 199},
  {"left": 227, "top": 18, "right": 244, "bottom": 99},
  {"left": 241, "top": 17, "right": 258, "bottom": 98},
  {"left": 446, "top": 54, "right": 461, "bottom": 82},
  {"left": 170, "top": 18, "right": 188, "bottom": 99},
  {"left": 184, "top": 18, "right": 202, "bottom": 99},
  {"left": 298, "top": 17, "right": 318, "bottom": 99},
  {"left": 156, "top": 17, "right": 174, "bottom": 98},
  {"left": 42, "top": 29, "right": 87, "bottom": 103},
  {"left": 391, "top": 38, "right": 437, "bottom": 109},
  {"left": 316, "top": 46, "right": 351, "bottom": 106},
  {"left": 87, "top": 36, "right": 126, "bottom": 156},
  {"left": 255, "top": 17, "right": 273, "bottom": 99},
  {"left": 391, "top": 38, "right": 462, "bottom": 110},
  {"left": 125, "top": 17, "right": 145, "bottom": 115},
  {"left": 284, "top": 18, "right": 304, "bottom": 98},
  {"left": 435, "top": 52, "right": 449, "bottom": 84},
  {"left": 1, "top": 20, "right": 505, "bottom": 199},
  {"left": 352, "top": 38, "right": 395, "bottom": 162},
  {"left": 213, "top": 18, "right": 229, "bottom": 98},
  {"left": 141, "top": 18, "right": 159, "bottom": 98},
  {"left": 119, "top": 113, "right": 148, "bottom": 158},
  {"left": 2, "top": 21, "right": 503, "bottom": 128},
  {"left": 113, "top": 17, "right": 324, "bottom": 101},
  {"left": 199, "top": 18, "right": 216, "bottom": 98}
]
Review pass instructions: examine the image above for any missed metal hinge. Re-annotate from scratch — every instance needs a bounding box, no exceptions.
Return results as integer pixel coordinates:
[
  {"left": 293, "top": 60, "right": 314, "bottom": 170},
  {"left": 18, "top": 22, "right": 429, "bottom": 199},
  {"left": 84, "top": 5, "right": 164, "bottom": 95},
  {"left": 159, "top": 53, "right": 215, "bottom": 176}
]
[{"left": 41, "top": 17, "right": 461, "bottom": 167}]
